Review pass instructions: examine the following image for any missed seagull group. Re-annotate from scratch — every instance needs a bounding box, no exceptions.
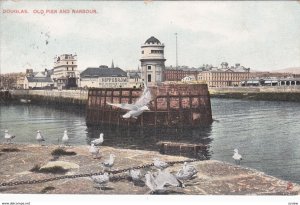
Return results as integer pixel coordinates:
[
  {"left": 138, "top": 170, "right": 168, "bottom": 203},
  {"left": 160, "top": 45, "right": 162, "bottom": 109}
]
[
  {"left": 107, "top": 82, "right": 152, "bottom": 119},
  {"left": 88, "top": 156, "right": 196, "bottom": 193},
  {"left": 144, "top": 158, "right": 197, "bottom": 194},
  {"left": 36, "top": 129, "right": 70, "bottom": 146},
  {"left": 2, "top": 129, "right": 72, "bottom": 146}
]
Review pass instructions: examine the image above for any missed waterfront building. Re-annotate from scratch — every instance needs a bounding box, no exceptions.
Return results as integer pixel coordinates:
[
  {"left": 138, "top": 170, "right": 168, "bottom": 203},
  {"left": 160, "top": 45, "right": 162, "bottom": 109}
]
[
  {"left": 80, "top": 65, "right": 128, "bottom": 88},
  {"left": 52, "top": 54, "right": 79, "bottom": 88},
  {"left": 198, "top": 63, "right": 250, "bottom": 87},
  {"left": 23, "top": 76, "right": 54, "bottom": 89},
  {"left": 140, "top": 36, "right": 166, "bottom": 86},
  {"left": 164, "top": 66, "right": 201, "bottom": 81}
]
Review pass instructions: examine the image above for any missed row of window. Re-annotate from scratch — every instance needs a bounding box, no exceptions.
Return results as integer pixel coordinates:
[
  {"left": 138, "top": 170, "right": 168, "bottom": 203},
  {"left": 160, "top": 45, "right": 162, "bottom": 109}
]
[
  {"left": 66, "top": 61, "right": 74, "bottom": 65},
  {"left": 141, "top": 50, "right": 164, "bottom": 54},
  {"left": 151, "top": 50, "right": 163, "bottom": 54}
]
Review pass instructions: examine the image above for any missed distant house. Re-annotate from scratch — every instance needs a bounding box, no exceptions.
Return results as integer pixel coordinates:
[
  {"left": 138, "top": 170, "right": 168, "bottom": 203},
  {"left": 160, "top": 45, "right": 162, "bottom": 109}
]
[
  {"left": 23, "top": 76, "right": 54, "bottom": 89},
  {"left": 80, "top": 65, "right": 128, "bottom": 88}
]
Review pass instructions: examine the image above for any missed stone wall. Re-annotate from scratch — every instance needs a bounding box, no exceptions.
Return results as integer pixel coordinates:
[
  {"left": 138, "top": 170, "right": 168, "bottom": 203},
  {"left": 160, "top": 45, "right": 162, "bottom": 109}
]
[{"left": 10, "top": 89, "right": 88, "bottom": 106}]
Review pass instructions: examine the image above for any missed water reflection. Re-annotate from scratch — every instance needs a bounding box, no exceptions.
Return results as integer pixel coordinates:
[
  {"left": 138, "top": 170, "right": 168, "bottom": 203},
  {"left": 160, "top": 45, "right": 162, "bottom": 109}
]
[{"left": 86, "top": 124, "right": 213, "bottom": 159}]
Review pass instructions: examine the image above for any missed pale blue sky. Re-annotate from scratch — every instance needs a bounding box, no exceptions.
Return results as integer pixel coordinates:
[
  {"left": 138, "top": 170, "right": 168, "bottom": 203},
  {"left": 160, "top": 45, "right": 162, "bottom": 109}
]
[{"left": 1, "top": 1, "right": 300, "bottom": 73}]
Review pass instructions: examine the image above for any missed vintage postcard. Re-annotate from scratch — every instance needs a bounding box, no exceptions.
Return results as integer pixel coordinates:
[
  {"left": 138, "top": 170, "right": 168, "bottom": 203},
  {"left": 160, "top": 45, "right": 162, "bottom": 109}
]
[{"left": 0, "top": 0, "right": 300, "bottom": 204}]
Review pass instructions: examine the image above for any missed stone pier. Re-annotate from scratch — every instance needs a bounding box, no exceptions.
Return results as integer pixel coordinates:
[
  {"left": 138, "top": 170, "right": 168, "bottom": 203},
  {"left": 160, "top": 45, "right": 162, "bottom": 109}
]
[{"left": 0, "top": 144, "right": 299, "bottom": 195}]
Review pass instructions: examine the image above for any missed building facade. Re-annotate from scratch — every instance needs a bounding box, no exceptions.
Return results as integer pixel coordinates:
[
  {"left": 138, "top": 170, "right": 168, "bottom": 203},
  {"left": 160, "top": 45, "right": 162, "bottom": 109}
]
[
  {"left": 164, "top": 68, "right": 199, "bottom": 81},
  {"left": 198, "top": 66, "right": 250, "bottom": 87},
  {"left": 80, "top": 65, "right": 128, "bottom": 88},
  {"left": 23, "top": 76, "right": 54, "bottom": 89},
  {"left": 52, "top": 54, "right": 79, "bottom": 88},
  {"left": 140, "top": 36, "right": 166, "bottom": 86}
]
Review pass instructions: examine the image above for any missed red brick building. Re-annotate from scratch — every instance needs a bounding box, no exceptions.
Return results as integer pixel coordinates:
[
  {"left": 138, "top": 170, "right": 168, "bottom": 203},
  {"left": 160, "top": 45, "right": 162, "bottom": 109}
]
[{"left": 164, "top": 69, "right": 199, "bottom": 81}]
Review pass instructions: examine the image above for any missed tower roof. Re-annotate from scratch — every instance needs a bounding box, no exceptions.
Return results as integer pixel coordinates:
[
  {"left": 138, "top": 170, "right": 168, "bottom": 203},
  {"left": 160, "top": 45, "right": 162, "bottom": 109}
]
[{"left": 145, "top": 36, "right": 161, "bottom": 44}]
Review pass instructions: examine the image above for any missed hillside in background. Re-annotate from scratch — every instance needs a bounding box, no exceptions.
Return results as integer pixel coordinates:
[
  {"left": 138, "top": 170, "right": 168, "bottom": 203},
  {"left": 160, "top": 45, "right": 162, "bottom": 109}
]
[{"left": 274, "top": 67, "right": 300, "bottom": 74}]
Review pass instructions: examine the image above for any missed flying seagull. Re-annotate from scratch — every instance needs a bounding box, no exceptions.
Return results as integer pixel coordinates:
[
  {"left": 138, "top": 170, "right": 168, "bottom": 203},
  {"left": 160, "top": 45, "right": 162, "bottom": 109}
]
[
  {"left": 106, "top": 83, "right": 152, "bottom": 119},
  {"left": 36, "top": 130, "right": 45, "bottom": 145},
  {"left": 90, "top": 173, "right": 109, "bottom": 190},
  {"left": 232, "top": 148, "right": 243, "bottom": 165},
  {"left": 91, "top": 133, "right": 104, "bottom": 146},
  {"left": 4, "top": 130, "right": 15, "bottom": 144}
]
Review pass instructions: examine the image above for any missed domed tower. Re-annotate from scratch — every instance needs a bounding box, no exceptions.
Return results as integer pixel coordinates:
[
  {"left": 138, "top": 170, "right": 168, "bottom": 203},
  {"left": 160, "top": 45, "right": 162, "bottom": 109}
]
[{"left": 140, "top": 36, "right": 166, "bottom": 86}]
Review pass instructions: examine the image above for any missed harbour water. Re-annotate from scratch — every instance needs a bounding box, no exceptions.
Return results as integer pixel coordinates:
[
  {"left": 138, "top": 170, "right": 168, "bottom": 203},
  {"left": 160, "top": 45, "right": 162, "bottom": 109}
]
[{"left": 0, "top": 98, "right": 299, "bottom": 184}]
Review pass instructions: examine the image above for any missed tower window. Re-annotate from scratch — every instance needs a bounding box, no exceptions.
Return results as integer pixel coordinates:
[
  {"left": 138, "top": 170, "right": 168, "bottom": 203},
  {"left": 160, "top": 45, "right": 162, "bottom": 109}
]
[
  {"left": 148, "top": 66, "right": 151, "bottom": 70},
  {"left": 67, "top": 62, "right": 68, "bottom": 64},
  {"left": 142, "top": 51, "right": 144, "bottom": 54},
  {"left": 148, "top": 74, "right": 152, "bottom": 82}
]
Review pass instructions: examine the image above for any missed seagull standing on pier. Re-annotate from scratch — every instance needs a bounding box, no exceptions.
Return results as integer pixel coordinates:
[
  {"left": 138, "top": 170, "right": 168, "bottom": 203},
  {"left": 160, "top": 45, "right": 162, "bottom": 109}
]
[
  {"left": 175, "top": 162, "right": 198, "bottom": 181},
  {"left": 36, "top": 130, "right": 45, "bottom": 145},
  {"left": 106, "top": 83, "right": 152, "bottom": 119},
  {"left": 62, "top": 130, "right": 69, "bottom": 146},
  {"left": 102, "top": 154, "right": 116, "bottom": 170},
  {"left": 4, "top": 130, "right": 15, "bottom": 144},
  {"left": 232, "top": 148, "right": 243, "bottom": 165},
  {"left": 129, "top": 169, "right": 142, "bottom": 182},
  {"left": 89, "top": 143, "right": 100, "bottom": 159},
  {"left": 90, "top": 173, "right": 109, "bottom": 190},
  {"left": 145, "top": 170, "right": 184, "bottom": 194},
  {"left": 153, "top": 158, "right": 169, "bottom": 170},
  {"left": 91, "top": 133, "right": 104, "bottom": 146}
]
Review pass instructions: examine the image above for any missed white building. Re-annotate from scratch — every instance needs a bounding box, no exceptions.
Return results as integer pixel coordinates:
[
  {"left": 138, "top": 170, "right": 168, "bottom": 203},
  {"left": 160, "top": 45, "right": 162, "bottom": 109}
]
[
  {"left": 24, "top": 76, "right": 54, "bottom": 89},
  {"left": 140, "top": 36, "right": 166, "bottom": 86},
  {"left": 52, "top": 54, "right": 79, "bottom": 87},
  {"left": 80, "top": 65, "right": 128, "bottom": 88}
]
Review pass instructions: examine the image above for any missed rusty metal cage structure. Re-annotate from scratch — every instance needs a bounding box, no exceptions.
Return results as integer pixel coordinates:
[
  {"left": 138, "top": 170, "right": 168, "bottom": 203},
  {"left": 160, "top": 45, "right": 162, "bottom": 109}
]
[{"left": 86, "top": 83, "right": 212, "bottom": 128}]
